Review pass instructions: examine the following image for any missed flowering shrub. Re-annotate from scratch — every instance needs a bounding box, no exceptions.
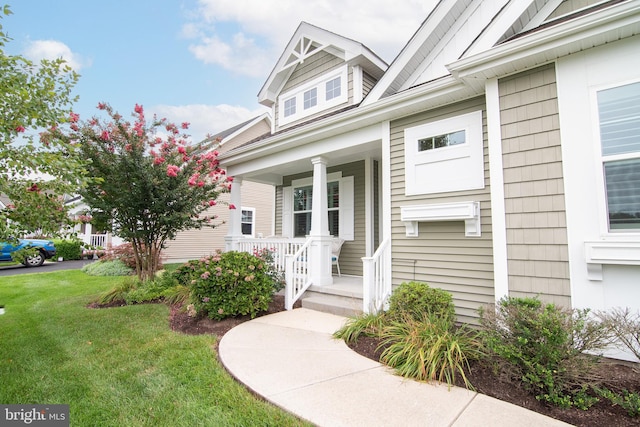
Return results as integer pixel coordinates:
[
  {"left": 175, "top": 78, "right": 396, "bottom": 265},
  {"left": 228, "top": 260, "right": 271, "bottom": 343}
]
[
  {"left": 189, "top": 250, "right": 283, "bottom": 320},
  {"left": 41, "top": 102, "right": 232, "bottom": 281}
]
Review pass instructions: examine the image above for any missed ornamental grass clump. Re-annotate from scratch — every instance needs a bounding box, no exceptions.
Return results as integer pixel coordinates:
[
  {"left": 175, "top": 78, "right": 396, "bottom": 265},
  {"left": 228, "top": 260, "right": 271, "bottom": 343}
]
[
  {"left": 379, "top": 313, "right": 483, "bottom": 389},
  {"left": 190, "top": 250, "right": 284, "bottom": 320}
]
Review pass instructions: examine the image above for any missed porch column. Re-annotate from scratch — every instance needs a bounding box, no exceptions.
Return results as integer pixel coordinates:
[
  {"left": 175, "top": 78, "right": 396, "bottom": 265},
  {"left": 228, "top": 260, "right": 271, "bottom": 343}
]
[
  {"left": 225, "top": 176, "right": 243, "bottom": 251},
  {"left": 309, "top": 156, "right": 333, "bottom": 286}
]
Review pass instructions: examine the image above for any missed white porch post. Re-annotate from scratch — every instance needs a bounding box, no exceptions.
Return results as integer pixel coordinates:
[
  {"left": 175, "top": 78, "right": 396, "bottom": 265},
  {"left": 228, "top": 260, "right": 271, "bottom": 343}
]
[
  {"left": 225, "top": 177, "right": 243, "bottom": 251},
  {"left": 309, "top": 156, "right": 333, "bottom": 286}
]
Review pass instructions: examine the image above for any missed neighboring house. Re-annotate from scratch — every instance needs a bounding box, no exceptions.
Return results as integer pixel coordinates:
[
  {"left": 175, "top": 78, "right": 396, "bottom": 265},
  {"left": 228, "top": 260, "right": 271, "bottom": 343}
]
[
  {"left": 219, "top": 1, "right": 640, "bottom": 360},
  {"left": 65, "top": 195, "right": 124, "bottom": 249},
  {"left": 162, "top": 113, "right": 275, "bottom": 263}
]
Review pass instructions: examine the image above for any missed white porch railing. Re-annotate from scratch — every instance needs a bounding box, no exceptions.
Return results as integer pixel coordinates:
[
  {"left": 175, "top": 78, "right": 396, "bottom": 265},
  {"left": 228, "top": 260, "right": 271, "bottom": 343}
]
[
  {"left": 284, "top": 237, "right": 313, "bottom": 310},
  {"left": 235, "top": 238, "right": 306, "bottom": 272},
  {"left": 90, "top": 234, "right": 107, "bottom": 248},
  {"left": 362, "top": 238, "right": 391, "bottom": 314}
]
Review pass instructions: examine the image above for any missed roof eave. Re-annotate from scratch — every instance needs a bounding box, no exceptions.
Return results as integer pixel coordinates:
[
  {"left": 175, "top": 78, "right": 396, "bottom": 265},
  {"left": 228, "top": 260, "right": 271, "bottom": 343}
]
[{"left": 448, "top": 0, "right": 640, "bottom": 83}]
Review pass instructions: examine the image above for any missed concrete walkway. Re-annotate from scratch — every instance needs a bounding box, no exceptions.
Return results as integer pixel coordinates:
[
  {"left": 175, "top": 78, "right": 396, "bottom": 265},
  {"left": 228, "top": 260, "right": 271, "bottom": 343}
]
[{"left": 218, "top": 308, "right": 572, "bottom": 427}]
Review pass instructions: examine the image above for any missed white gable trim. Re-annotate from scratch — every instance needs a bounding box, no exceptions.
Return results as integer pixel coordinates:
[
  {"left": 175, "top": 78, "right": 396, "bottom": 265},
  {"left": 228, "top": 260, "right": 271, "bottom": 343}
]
[
  {"left": 363, "top": 0, "right": 460, "bottom": 105},
  {"left": 449, "top": 1, "right": 640, "bottom": 83},
  {"left": 464, "top": 0, "right": 546, "bottom": 57},
  {"left": 258, "top": 22, "right": 386, "bottom": 107}
]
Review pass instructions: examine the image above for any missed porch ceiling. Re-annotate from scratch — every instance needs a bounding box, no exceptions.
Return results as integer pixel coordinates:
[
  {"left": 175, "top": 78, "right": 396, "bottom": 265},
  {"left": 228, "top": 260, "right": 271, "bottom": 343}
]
[{"left": 239, "top": 140, "right": 382, "bottom": 185}]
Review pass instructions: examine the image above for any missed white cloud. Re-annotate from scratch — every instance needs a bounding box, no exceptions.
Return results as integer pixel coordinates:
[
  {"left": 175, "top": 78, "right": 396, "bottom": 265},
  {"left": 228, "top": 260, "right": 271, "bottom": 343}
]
[
  {"left": 23, "top": 40, "right": 89, "bottom": 71},
  {"left": 184, "top": 0, "right": 437, "bottom": 76},
  {"left": 150, "top": 103, "right": 268, "bottom": 143}
]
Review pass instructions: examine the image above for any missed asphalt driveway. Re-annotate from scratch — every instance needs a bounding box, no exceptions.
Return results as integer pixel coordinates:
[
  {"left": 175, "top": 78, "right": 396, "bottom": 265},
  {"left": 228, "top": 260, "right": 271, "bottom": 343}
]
[{"left": 0, "top": 260, "right": 95, "bottom": 277}]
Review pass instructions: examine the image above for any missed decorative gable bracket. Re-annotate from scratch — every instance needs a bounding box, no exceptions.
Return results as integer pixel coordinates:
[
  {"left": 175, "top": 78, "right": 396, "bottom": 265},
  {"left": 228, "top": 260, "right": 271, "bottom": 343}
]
[{"left": 400, "top": 201, "right": 481, "bottom": 238}]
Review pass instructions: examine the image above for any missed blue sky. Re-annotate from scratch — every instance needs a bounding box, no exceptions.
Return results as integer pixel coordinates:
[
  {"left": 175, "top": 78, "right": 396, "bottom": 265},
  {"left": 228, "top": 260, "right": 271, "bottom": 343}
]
[{"left": 4, "top": 0, "right": 436, "bottom": 141}]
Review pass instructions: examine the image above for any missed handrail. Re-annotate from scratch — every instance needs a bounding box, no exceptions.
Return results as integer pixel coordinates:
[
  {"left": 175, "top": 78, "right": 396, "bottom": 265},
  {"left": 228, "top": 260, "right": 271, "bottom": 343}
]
[
  {"left": 236, "top": 238, "right": 306, "bottom": 272},
  {"left": 284, "top": 237, "right": 314, "bottom": 310},
  {"left": 362, "top": 238, "right": 391, "bottom": 314}
]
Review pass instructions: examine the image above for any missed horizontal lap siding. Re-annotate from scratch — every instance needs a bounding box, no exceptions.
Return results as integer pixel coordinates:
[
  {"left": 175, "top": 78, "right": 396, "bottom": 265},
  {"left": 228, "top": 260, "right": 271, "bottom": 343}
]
[
  {"left": 390, "top": 97, "right": 494, "bottom": 324},
  {"left": 499, "top": 64, "right": 571, "bottom": 307},
  {"left": 163, "top": 182, "right": 274, "bottom": 263}
]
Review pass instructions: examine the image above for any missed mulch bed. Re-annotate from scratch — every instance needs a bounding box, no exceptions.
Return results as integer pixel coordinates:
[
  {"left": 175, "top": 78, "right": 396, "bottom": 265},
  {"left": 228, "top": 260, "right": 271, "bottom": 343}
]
[{"left": 92, "top": 296, "right": 640, "bottom": 426}]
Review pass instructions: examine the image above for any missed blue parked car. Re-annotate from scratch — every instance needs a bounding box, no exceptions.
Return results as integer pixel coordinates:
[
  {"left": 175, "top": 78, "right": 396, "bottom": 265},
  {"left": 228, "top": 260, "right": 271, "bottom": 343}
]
[{"left": 0, "top": 239, "right": 57, "bottom": 267}]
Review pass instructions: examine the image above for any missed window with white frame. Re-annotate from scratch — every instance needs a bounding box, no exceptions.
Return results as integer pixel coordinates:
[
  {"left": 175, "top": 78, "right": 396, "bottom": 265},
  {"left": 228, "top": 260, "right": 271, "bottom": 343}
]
[
  {"left": 283, "top": 173, "right": 354, "bottom": 240},
  {"left": 597, "top": 81, "right": 640, "bottom": 231},
  {"left": 278, "top": 66, "right": 348, "bottom": 126},
  {"left": 303, "top": 88, "right": 317, "bottom": 109},
  {"left": 326, "top": 76, "right": 341, "bottom": 101},
  {"left": 241, "top": 208, "right": 256, "bottom": 237},
  {"left": 283, "top": 97, "right": 296, "bottom": 117},
  {"left": 404, "top": 110, "right": 484, "bottom": 195},
  {"left": 292, "top": 182, "right": 339, "bottom": 237}
]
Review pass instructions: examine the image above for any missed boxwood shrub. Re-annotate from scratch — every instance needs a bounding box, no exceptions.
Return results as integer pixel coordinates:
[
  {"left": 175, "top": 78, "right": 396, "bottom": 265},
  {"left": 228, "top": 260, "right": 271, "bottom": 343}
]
[
  {"left": 52, "top": 238, "right": 83, "bottom": 260},
  {"left": 388, "top": 281, "right": 456, "bottom": 323}
]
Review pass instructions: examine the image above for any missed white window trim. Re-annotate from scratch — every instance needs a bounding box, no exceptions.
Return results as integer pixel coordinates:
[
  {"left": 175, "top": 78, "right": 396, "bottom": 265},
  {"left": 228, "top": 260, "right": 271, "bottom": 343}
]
[
  {"left": 583, "top": 78, "right": 640, "bottom": 279},
  {"left": 278, "top": 66, "right": 348, "bottom": 126},
  {"left": 591, "top": 78, "right": 640, "bottom": 237},
  {"left": 240, "top": 207, "right": 256, "bottom": 238},
  {"left": 283, "top": 172, "right": 354, "bottom": 240},
  {"left": 404, "top": 110, "right": 484, "bottom": 196}
]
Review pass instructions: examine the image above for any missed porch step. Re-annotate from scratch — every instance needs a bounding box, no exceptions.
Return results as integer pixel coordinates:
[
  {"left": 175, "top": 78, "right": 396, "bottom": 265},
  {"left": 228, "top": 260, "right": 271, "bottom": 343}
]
[{"left": 301, "top": 289, "right": 363, "bottom": 317}]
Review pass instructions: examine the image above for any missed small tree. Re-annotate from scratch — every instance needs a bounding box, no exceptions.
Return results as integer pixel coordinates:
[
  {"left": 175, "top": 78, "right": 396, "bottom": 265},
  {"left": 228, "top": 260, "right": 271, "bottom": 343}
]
[
  {"left": 0, "top": 5, "right": 85, "bottom": 240},
  {"left": 43, "top": 103, "right": 233, "bottom": 281}
]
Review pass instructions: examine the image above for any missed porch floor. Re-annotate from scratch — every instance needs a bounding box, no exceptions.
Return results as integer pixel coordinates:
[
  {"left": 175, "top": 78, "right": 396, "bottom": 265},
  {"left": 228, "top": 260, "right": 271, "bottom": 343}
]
[{"left": 308, "top": 275, "right": 363, "bottom": 298}]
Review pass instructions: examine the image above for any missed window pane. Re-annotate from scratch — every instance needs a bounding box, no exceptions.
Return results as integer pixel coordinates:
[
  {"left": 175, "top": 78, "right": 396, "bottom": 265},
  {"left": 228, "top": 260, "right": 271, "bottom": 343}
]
[
  {"left": 304, "top": 88, "right": 317, "bottom": 109},
  {"left": 241, "top": 223, "right": 252, "bottom": 235},
  {"left": 418, "top": 130, "right": 465, "bottom": 151},
  {"left": 326, "top": 77, "right": 341, "bottom": 100},
  {"left": 327, "top": 181, "right": 339, "bottom": 208},
  {"left": 604, "top": 158, "right": 640, "bottom": 230},
  {"left": 294, "top": 212, "right": 311, "bottom": 237},
  {"left": 328, "top": 210, "right": 339, "bottom": 236},
  {"left": 293, "top": 186, "right": 312, "bottom": 211},
  {"left": 598, "top": 82, "right": 640, "bottom": 156},
  {"left": 284, "top": 97, "right": 296, "bottom": 117},
  {"left": 241, "top": 210, "right": 253, "bottom": 222}
]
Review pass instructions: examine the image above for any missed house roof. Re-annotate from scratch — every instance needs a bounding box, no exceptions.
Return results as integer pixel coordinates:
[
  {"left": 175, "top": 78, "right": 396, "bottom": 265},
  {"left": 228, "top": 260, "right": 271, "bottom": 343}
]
[
  {"left": 258, "top": 21, "right": 388, "bottom": 107},
  {"left": 221, "top": 0, "right": 640, "bottom": 176}
]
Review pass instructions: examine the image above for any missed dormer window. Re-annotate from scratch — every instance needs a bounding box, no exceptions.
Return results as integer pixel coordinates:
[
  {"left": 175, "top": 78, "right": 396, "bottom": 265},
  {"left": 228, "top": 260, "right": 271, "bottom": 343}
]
[
  {"left": 326, "top": 77, "right": 341, "bottom": 101},
  {"left": 284, "top": 97, "right": 296, "bottom": 117},
  {"left": 304, "top": 88, "right": 317, "bottom": 109},
  {"left": 278, "top": 65, "right": 348, "bottom": 126}
]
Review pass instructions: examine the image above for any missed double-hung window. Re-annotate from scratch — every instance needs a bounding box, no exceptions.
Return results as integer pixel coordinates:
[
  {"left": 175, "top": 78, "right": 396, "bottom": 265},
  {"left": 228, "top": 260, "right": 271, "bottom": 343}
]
[
  {"left": 241, "top": 208, "right": 255, "bottom": 237},
  {"left": 284, "top": 173, "right": 353, "bottom": 240},
  {"left": 292, "top": 182, "right": 339, "bottom": 237},
  {"left": 597, "top": 81, "right": 640, "bottom": 231}
]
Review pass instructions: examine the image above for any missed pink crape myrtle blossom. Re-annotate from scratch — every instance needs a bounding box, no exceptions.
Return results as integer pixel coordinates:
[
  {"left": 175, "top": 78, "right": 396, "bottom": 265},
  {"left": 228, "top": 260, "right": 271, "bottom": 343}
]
[{"left": 38, "top": 101, "right": 231, "bottom": 282}]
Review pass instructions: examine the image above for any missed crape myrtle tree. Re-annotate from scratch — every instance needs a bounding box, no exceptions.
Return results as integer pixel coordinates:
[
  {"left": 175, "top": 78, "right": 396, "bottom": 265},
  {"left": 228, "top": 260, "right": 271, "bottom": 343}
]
[
  {"left": 0, "top": 5, "right": 86, "bottom": 240},
  {"left": 42, "top": 102, "right": 233, "bottom": 281}
]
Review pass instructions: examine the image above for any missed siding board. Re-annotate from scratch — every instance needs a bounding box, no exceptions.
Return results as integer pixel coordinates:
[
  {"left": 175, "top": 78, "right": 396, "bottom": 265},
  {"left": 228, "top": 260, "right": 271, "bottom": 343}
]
[
  {"left": 390, "top": 96, "right": 494, "bottom": 321},
  {"left": 499, "top": 64, "right": 571, "bottom": 306}
]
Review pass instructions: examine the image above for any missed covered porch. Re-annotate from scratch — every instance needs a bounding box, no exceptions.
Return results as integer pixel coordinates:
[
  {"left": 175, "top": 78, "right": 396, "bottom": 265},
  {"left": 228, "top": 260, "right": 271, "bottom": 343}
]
[{"left": 220, "top": 123, "right": 392, "bottom": 314}]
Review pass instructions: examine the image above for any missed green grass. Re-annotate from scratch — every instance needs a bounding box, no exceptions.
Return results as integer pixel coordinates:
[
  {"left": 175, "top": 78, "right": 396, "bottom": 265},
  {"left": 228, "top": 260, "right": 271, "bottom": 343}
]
[{"left": 0, "top": 270, "right": 309, "bottom": 426}]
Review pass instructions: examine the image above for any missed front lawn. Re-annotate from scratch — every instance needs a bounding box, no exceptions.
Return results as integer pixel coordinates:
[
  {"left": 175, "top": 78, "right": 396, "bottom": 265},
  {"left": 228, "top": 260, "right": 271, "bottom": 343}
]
[{"left": 0, "top": 270, "right": 308, "bottom": 426}]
